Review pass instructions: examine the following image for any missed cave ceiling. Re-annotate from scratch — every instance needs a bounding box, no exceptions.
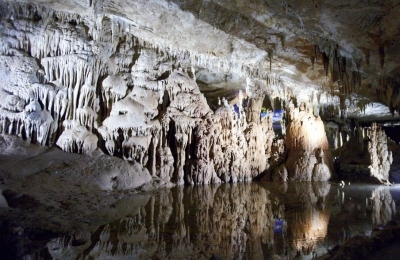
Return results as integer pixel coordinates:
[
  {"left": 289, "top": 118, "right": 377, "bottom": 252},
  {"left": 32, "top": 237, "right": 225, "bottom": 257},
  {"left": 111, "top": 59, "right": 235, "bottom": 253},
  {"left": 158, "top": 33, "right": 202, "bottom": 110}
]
[{"left": 3, "top": 0, "right": 400, "bottom": 121}]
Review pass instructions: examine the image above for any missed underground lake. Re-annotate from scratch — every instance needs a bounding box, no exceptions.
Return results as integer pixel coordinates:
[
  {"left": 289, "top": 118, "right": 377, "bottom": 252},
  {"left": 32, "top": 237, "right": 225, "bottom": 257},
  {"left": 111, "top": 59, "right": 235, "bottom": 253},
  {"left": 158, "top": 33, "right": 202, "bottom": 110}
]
[{"left": 2, "top": 181, "right": 399, "bottom": 260}]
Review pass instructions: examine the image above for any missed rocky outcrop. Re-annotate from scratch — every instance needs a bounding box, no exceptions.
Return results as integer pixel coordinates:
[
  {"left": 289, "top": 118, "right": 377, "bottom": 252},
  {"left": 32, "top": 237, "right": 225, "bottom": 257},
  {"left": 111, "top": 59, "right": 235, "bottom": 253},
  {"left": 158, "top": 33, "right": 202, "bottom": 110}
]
[
  {"left": 0, "top": 134, "right": 153, "bottom": 190},
  {"left": 313, "top": 149, "right": 332, "bottom": 181},
  {"left": 2, "top": 1, "right": 397, "bottom": 187},
  {"left": 388, "top": 138, "right": 400, "bottom": 183}
]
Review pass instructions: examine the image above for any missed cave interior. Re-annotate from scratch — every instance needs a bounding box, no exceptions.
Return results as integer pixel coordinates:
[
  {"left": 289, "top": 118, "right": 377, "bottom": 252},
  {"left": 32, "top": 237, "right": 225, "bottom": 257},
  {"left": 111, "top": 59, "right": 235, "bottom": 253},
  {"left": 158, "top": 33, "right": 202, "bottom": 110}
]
[{"left": 1, "top": 0, "right": 400, "bottom": 259}]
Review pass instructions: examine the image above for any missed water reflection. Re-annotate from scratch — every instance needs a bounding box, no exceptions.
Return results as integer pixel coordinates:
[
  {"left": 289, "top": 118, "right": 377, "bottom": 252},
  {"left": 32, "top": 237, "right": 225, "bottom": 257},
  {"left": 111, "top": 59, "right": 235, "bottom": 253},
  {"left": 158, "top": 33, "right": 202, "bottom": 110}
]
[
  {"left": 328, "top": 184, "right": 397, "bottom": 245},
  {"left": 23, "top": 183, "right": 398, "bottom": 260},
  {"left": 283, "top": 182, "right": 331, "bottom": 257}
]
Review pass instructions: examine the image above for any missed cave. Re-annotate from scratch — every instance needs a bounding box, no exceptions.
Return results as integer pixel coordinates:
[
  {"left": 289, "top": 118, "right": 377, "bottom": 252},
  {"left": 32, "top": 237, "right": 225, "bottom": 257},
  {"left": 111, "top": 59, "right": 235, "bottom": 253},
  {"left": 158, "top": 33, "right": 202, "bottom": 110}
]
[{"left": 0, "top": 0, "right": 400, "bottom": 259}]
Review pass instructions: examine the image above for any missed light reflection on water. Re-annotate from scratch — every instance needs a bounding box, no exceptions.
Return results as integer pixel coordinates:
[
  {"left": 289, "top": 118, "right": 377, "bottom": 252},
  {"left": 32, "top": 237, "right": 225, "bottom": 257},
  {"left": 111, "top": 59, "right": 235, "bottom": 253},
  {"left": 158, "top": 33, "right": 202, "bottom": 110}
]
[{"left": 24, "top": 182, "right": 399, "bottom": 260}]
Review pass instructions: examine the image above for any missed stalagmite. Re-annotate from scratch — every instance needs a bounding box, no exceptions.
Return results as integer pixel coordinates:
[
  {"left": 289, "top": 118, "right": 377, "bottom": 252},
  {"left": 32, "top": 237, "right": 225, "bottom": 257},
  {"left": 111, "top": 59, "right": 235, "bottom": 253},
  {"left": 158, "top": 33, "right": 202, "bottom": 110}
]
[
  {"left": 4, "top": 1, "right": 400, "bottom": 259},
  {"left": 312, "top": 149, "right": 331, "bottom": 181},
  {"left": 282, "top": 102, "right": 332, "bottom": 181},
  {"left": 366, "top": 123, "right": 392, "bottom": 184},
  {"left": 1, "top": 0, "right": 397, "bottom": 189}
]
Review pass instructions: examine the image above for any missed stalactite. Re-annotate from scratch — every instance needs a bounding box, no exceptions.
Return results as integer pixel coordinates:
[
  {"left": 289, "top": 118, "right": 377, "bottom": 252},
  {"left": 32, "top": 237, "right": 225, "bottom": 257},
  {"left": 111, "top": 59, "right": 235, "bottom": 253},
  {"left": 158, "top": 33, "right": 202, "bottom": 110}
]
[
  {"left": 378, "top": 45, "right": 385, "bottom": 69},
  {"left": 322, "top": 51, "right": 329, "bottom": 77},
  {"left": 0, "top": 0, "right": 347, "bottom": 187},
  {"left": 366, "top": 123, "right": 392, "bottom": 184},
  {"left": 268, "top": 49, "right": 273, "bottom": 72},
  {"left": 311, "top": 45, "right": 320, "bottom": 69}
]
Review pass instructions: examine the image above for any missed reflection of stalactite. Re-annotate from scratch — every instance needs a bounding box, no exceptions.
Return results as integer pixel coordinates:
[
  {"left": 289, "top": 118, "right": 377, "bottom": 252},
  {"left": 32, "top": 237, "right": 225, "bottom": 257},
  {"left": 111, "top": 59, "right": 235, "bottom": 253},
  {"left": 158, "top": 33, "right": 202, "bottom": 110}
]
[
  {"left": 285, "top": 182, "right": 331, "bottom": 257},
  {"left": 370, "top": 187, "right": 396, "bottom": 225},
  {"left": 327, "top": 184, "right": 396, "bottom": 247},
  {"left": 21, "top": 184, "right": 397, "bottom": 260},
  {"left": 29, "top": 184, "right": 287, "bottom": 259}
]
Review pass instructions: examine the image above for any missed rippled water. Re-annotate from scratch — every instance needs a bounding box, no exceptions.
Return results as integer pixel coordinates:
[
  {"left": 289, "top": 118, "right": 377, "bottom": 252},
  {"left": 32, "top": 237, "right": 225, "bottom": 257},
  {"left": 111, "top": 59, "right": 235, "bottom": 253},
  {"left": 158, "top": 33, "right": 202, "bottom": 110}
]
[{"left": 23, "top": 182, "right": 400, "bottom": 259}]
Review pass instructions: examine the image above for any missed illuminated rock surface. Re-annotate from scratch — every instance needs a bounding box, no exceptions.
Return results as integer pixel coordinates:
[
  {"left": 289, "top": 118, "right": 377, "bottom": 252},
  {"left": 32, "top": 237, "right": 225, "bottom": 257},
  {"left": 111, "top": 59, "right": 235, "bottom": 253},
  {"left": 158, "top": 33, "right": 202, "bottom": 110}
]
[{"left": 284, "top": 102, "right": 332, "bottom": 181}]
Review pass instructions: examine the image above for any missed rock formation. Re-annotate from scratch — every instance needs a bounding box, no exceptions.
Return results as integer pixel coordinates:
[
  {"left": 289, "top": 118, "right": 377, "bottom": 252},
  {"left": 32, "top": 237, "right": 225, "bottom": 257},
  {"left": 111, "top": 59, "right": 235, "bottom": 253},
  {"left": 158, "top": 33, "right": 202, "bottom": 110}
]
[
  {"left": 0, "top": 1, "right": 285, "bottom": 185},
  {"left": 366, "top": 123, "right": 392, "bottom": 184},
  {"left": 333, "top": 123, "right": 392, "bottom": 184},
  {"left": 0, "top": 0, "right": 399, "bottom": 188},
  {"left": 274, "top": 102, "right": 332, "bottom": 181},
  {"left": 2, "top": 1, "right": 400, "bottom": 259}
]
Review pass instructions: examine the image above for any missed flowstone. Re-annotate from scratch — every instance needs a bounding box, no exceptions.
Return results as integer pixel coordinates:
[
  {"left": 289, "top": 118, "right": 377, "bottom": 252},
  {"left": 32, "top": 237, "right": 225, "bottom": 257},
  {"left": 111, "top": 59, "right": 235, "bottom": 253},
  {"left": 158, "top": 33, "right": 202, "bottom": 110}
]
[{"left": 279, "top": 102, "right": 333, "bottom": 181}]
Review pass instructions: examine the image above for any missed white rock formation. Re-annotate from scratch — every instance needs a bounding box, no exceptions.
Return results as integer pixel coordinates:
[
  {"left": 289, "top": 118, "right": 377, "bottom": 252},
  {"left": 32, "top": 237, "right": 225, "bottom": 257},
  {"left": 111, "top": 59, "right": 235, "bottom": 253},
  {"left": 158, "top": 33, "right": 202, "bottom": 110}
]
[
  {"left": 365, "top": 123, "right": 392, "bottom": 184},
  {"left": 0, "top": 1, "right": 287, "bottom": 185},
  {"left": 5, "top": 1, "right": 392, "bottom": 186},
  {"left": 0, "top": 134, "right": 152, "bottom": 191},
  {"left": 312, "top": 149, "right": 331, "bottom": 181},
  {"left": 332, "top": 122, "right": 394, "bottom": 184}
]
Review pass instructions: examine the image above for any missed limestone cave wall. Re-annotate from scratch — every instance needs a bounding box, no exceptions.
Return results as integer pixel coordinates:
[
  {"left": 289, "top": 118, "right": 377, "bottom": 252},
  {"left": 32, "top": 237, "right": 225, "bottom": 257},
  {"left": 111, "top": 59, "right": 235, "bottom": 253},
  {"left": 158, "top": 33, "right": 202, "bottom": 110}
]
[
  {"left": 0, "top": 2, "right": 284, "bottom": 185},
  {"left": 6, "top": 1, "right": 398, "bottom": 186}
]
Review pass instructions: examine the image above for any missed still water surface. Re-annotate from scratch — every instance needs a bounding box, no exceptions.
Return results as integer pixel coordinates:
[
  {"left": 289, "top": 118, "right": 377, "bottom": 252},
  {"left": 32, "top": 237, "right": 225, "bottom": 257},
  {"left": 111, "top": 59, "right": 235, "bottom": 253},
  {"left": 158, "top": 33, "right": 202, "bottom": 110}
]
[{"left": 24, "top": 182, "right": 400, "bottom": 259}]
